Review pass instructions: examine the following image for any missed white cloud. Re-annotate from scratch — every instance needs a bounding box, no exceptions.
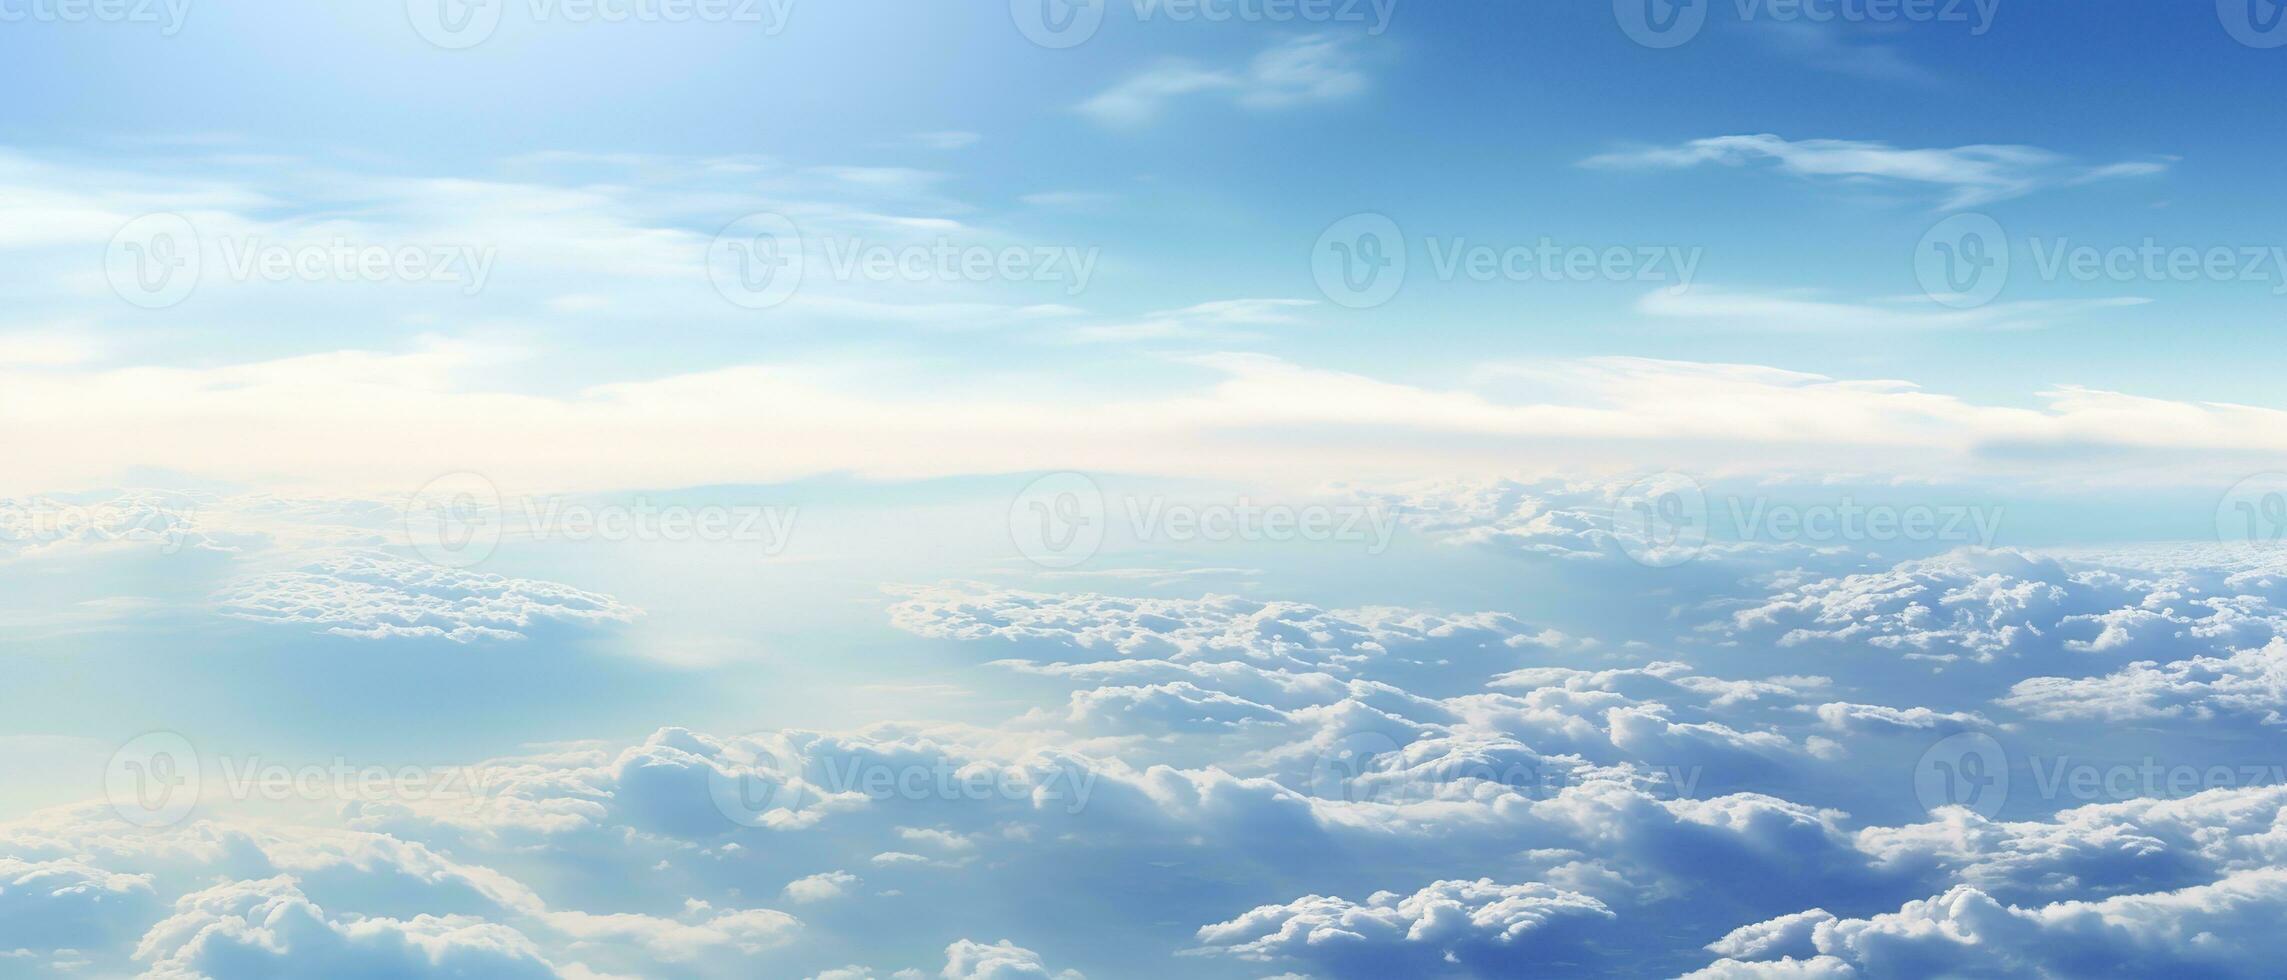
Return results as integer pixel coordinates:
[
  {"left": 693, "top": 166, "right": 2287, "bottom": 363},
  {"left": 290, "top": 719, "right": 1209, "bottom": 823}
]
[
  {"left": 9, "top": 346, "right": 2287, "bottom": 496},
  {"left": 216, "top": 550, "right": 639, "bottom": 642},
  {"left": 134, "top": 877, "right": 564, "bottom": 980},
  {"left": 782, "top": 870, "right": 861, "bottom": 903},
  {"left": 1065, "top": 298, "right": 1317, "bottom": 343},
  {"left": 1078, "top": 35, "right": 1368, "bottom": 126},
  {"left": 1698, "top": 869, "right": 2287, "bottom": 977},
  {"left": 2004, "top": 637, "right": 2287, "bottom": 724},
  {"left": 1190, "top": 879, "right": 1613, "bottom": 976},
  {"left": 888, "top": 585, "right": 1537, "bottom": 670},
  {"left": 1637, "top": 286, "right": 2150, "bottom": 332},
  {"left": 1581, "top": 134, "right": 2168, "bottom": 208},
  {"left": 940, "top": 938, "right": 1081, "bottom": 979}
]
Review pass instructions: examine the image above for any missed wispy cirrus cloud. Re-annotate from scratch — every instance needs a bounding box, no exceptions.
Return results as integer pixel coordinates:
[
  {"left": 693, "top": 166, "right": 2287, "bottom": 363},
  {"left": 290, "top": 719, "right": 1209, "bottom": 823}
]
[
  {"left": 1064, "top": 298, "right": 1317, "bottom": 343},
  {"left": 1581, "top": 134, "right": 2171, "bottom": 209},
  {"left": 1077, "top": 34, "right": 1369, "bottom": 127},
  {"left": 1636, "top": 286, "right": 2149, "bottom": 332}
]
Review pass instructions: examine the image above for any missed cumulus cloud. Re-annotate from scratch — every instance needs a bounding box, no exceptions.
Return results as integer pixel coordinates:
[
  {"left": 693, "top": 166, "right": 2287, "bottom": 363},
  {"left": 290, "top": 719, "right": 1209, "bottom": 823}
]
[
  {"left": 2003, "top": 638, "right": 2287, "bottom": 725},
  {"left": 216, "top": 550, "right": 638, "bottom": 642},
  {"left": 135, "top": 876, "right": 564, "bottom": 980},
  {"left": 782, "top": 870, "right": 861, "bottom": 903},
  {"left": 941, "top": 938, "right": 1082, "bottom": 979},
  {"left": 889, "top": 585, "right": 1538, "bottom": 671},
  {"left": 1190, "top": 879, "right": 1613, "bottom": 977},
  {"left": 1721, "top": 547, "right": 2287, "bottom": 711},
  {"left": 1697, "top": 869, "right": 2287, "bottom": 977}
]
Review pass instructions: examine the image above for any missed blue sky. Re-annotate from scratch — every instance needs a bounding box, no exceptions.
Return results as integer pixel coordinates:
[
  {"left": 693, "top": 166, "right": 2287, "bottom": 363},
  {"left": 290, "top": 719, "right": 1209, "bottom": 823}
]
[{"left": 5, "top": 3, "right": 2287, "bottom": 979}]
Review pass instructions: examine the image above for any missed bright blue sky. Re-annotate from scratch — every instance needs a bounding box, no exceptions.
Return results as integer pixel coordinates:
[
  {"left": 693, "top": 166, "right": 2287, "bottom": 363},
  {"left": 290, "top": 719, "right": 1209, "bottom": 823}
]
[
  {"left": 5, "top": 0, "right": 2281, "bottom": 407},
  {"left": 6, "top": 4, "right": 2287, "bottom": 979}
]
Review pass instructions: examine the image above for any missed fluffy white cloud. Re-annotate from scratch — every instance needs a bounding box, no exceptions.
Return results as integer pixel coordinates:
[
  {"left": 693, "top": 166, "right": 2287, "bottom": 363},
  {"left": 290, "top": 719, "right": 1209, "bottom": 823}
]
[
  {"left": 217, "top": 551, "right": 638, "bottom": 642},
  {"left": 0, "top": 857, "right": 157, "bottom": 953},
  {"left": 135, "top": 876, "right": 564, "bottom": 980},
  {"left": 940, "top": 938, "right": 1082, "bottom": 979},
  {"left": 890, "top": 586, "right": 1538, "bottom": 671},
  {"left": 783, "top": 870, "right": 861, "bottom": 903},
  {"left": 2004, "top": 638, "right": 2287, "bottom": 724},
  {"left": 1190, "top": 879, "right": 1613, "bottom": 977},
  {"left": 1699, "top": 869, "right": 2287, "bottom": 977}
]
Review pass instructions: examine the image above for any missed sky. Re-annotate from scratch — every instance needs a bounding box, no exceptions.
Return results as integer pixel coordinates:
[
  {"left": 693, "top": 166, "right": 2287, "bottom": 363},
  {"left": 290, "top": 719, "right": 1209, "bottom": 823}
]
[{"left": 4, "top": 1, "right": 2287, "bottom": 978}]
